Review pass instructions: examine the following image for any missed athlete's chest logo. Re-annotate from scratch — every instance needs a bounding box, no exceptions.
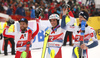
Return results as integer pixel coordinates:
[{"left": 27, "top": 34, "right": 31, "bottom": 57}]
[
  {"left": 20, "top": 34, "right": 26, "bottom": 39},
  {"left": 48, "top": 33, "right": 63, "bottom": 42},
  {"left": 50, "top": 36, "right": 54, "bottom": 41}
]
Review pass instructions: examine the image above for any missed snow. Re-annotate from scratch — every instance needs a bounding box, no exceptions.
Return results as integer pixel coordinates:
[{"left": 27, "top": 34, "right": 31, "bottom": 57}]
[{"left": 0, "top": 40, "right": 100, "bottom": 58}]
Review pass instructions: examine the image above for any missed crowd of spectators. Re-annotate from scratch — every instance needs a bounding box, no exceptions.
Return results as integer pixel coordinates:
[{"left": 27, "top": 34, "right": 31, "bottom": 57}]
[{"left": 0, "top": 0, "right": 100, "bottom": 20}]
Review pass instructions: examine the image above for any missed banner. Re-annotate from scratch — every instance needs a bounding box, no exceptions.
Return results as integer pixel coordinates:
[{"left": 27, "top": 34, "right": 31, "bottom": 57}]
[{"left": 27, "top": 20, "right": 51, "bottom": 49}]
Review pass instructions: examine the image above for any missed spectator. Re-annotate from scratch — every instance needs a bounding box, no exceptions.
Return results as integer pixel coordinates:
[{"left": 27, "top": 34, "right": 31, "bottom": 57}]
[
  {"left": 3, "top": 22, "right": 15, "bottom": 55},
  {"left": 23, "top": 2, "right": 28, "bottom": 7},
  {"left": 62, "top": 10, "right": 75, "bottom": 46},
  {"left": 6, "top": 4, "right": 13, "bottom": 15},
  {"left": 61, "top": 0, "right": 65, "bottom": 4},
  {"left": 55, "top": 0, "right": 59, "bottom": 3},
  {"left": 30, "top": 6, "right": 35, "bottom": 18},
  {"left": 44, "top": 7, "right": 48, "bottom": 19},
  {"left": 35, "top": 6, "right": 42, "bottom": 18},
  {"left": 73, "top": 5, "right": 80, "bottom": 18},
  {"left": 30, "top": 0, "right": 34, "bottom": 3},
  {"left": 36, "top": 0, "right": 41, "bottom": 4},
  {"left": 78, "top": 0, "right": 82, "bottom": 5},
  {"left": 35, "top": 3, "right": 38, "bottom": 7},
  {"left": 0, "top": 0, "right": 99, "bottom": 19},
  {"left": 10, "top": 0, "right": 13, "bottom": 4},
  {"left": 67, "top": 0, "right": 73, "bottom": 6},
  {"left": 7, "top": 0, "right": 10, "bottom": 3},
  {"left": 40, "top": 0, "right": 45, "bottom": 6},
  {"left": 12, "top": 1, "right": 17, "bottom": 14},
  {"left": 24, "top": 0, "right": 28, "bottom": 2},
  {"left": 15, "top": 3, "right": 26, "bottom": 16},
  {"left": 23, "top": 2, "right": 29, "bottom": 11},
  {"left": 85, "top": 0, "right": 92, "bottom": 5},
  {"left": 39, "top": 6, "right": 45, "bottom": 18},
  {"left": 0, "top": 2, "right": 5, "bottom": 13},
  {"left": 73, "top": 0, "right": 76, "bottom": 4},
  {"left": 3, "top": 1, "right": 8, "bottom": 11},
  {"left": 45, "top": 0, "right": 52, "bottom": 3},
  {"left": 56, "top": 3, "right": 61, "bottom": 15},
  {"left": 48, "top": 3, "right": 55, "bottom": 16}
]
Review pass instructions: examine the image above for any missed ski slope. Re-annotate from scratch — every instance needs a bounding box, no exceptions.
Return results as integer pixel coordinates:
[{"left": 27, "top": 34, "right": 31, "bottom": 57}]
[{"left": 0, "top": 40, "right": 100, "bottom": 58}]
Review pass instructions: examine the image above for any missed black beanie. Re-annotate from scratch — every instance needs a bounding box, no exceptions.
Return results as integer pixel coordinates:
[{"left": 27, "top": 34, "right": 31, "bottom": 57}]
[{"left": 79, "top": 11, "right": 89, "bottom": 21}]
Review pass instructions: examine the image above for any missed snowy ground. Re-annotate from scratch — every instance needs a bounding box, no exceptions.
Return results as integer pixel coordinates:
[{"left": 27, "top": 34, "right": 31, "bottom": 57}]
[{"left": 0, "top": 40, "right": 100, "bottom": 58}]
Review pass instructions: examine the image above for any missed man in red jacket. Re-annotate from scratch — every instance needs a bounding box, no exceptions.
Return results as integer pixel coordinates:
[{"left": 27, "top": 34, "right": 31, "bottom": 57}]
[{"left": 3, "top": 17, "right": 40, "bottom": 58}]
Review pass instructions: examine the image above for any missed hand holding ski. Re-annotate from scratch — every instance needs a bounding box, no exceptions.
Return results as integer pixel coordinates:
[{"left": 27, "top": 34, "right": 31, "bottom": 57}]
[
  {"left": 41, "top": 30, "right": 51, "bottom": 58},
  {"left": 79, "top": 20, "right": 86, "bottom": 58},
  {"left": 80, "top": 43, "right": 88, "bottom": 50},
  {"left": 26, "top": 29, "right": 32, "bottom": 58}
]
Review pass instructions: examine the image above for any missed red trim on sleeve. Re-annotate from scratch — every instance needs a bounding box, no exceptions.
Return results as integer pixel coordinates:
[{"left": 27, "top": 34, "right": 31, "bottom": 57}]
[
  {"left": 3, "top": 26, "right": 15, "bottom": 38},
  {"left": 32, "top": 23, "right": 39, "bottom": 39}
]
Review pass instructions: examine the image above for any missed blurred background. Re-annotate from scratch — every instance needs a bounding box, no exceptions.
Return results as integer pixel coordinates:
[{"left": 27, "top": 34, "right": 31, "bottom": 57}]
[{"left": 0, "top": 0, "right": 99, "bottom": 20}]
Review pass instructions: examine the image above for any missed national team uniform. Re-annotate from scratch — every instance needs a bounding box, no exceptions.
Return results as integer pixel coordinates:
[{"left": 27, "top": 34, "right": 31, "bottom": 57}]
[
  {"left": 61, "top": 15, "right": 98, "bottom": 58},
  {"left": 3, "top": 23, "right": 39, "bottom": 58},
  {"left": 72, "top": 25, "right": 98, "bottom": 58},
  {"left": 45, "top": 25, "right": 65, "bottom": 58}
]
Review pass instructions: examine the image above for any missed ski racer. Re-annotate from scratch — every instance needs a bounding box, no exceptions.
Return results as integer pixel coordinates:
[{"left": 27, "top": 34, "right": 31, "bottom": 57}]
[
  {"left": 61, "top": 8, "right": 98, "bottom": 58},
  {"left": 41, "top": 14, "right": 66, "bottom": 58},
  {"left": 3, "top": 17, "right": 40, "bottom": 58}
]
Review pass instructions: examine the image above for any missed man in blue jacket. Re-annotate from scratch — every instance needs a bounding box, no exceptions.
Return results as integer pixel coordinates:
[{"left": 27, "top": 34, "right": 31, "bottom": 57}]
[
  {"left": 15, "top": 3, "right": 26, "bottom": 16},
  {"left": 6, "top": 4, "right": 13, "bottom": 15}
]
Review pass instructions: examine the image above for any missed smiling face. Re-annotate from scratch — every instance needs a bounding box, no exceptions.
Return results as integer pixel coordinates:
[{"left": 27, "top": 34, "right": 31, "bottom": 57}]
[
  {"left": 79, "top": 15, "right": 86, "bottom": 23},
  {"left": 20, "top": 22, "right": 28, "bottom": 31},
  {"left": 50, "top": 19, "right": 58, "bottom": 28}
]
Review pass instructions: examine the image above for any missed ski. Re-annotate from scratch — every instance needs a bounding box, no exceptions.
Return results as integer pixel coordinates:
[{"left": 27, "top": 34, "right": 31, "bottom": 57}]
[
  {"left": 74, "top": 47, "right": 79, "bottom": 58},
  {"left": 74, "top": 20, "right": 86, "bottom": 58},
  {"left": 41, "top": 30, "right": 51, "bottom": 58},
  {"left": 26, "top": 29, "right": 32, "bottom": 58},
  {"left": 79, "top": 20, "right": 86, "bottom": 58}
]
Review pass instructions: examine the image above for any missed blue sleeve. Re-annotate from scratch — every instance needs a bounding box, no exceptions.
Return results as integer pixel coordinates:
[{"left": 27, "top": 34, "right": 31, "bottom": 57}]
[
  {"left": 61, "top": 15, "right": 66, "bottom": 29},
  {"left": 87, "top": 41, "right": 98, "bottom": 49}
]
